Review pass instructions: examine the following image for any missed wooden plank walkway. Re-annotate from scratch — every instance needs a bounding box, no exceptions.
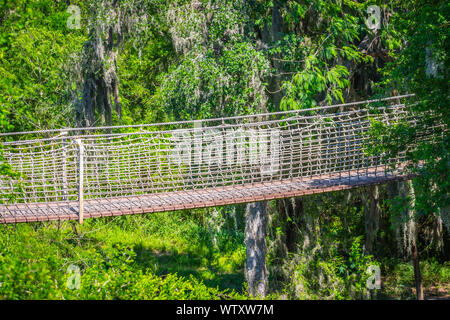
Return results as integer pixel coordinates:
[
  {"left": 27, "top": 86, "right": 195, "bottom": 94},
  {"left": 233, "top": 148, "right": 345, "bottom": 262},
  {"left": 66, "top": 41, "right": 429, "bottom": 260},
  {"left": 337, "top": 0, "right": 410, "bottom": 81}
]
[{"left": 0, "top": 166, "right": 409, "bottom": 224}]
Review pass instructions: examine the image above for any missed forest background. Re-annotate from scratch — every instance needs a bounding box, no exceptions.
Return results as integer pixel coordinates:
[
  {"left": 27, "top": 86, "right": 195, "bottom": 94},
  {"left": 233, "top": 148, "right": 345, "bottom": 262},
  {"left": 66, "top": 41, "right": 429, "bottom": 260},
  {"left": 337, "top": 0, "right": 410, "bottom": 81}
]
[{"left": 0, "top": 0, "right": 448, "bottom": 300}]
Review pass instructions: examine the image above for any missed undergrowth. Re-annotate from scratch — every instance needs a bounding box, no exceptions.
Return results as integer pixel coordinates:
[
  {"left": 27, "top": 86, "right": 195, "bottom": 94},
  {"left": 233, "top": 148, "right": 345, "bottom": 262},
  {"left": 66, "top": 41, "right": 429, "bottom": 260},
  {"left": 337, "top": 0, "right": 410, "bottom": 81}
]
[
  {"left": 0, "top": 211, "right": 246, "bottom": 299},
  {"left": 0, "top": 208, "right": 448, "bottom": 300}
]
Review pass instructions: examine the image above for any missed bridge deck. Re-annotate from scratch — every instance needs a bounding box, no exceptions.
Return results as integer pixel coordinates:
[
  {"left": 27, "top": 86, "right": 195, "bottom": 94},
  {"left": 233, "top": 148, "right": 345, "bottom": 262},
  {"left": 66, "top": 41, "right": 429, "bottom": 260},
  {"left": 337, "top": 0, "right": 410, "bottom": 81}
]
[{"left": 0, "top": 166, "right": 408, "bottom": 224}]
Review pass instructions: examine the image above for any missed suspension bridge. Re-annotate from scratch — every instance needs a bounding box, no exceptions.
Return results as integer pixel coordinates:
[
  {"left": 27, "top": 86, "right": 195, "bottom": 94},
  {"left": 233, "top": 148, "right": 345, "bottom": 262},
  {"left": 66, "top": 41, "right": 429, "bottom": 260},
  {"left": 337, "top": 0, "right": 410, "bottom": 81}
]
[{"left": 0, "top": 95, "right": 421, "bottom": 224}]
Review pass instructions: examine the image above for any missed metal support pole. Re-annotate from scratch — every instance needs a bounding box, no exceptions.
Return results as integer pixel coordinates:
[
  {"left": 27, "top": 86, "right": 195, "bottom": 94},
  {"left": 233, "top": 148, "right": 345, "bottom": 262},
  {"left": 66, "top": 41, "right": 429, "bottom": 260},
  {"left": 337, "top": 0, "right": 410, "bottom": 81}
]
[
  {"left": 338, "top": 123, "right": 342, "bottom": 180},
  {"left": 76, "top": 139, "right": 84, "bottom": 224},
  {"left": 61, "top": 131, "right": 68, "bottom": 201}
]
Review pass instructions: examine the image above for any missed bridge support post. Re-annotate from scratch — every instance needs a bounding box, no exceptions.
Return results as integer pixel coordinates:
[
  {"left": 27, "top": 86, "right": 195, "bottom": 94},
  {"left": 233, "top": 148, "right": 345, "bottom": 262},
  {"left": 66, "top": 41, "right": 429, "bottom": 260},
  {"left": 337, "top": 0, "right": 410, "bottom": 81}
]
[
  {"left": 76, "top": 139, "right": 84, "bottom": 224},
  {"left": 245, "top": 201, "right": 268, "bottom": 298},
  {"left": 61, "top": 131, "right": 68, "bottom": 202}
]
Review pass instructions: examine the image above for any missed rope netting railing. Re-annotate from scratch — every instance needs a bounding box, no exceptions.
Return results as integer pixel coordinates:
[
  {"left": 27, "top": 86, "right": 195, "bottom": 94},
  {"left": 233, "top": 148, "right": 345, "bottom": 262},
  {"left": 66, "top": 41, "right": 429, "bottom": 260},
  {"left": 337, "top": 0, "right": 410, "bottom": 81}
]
[{"left": 0, "top": 94, "right": 429, "bottom": 223}]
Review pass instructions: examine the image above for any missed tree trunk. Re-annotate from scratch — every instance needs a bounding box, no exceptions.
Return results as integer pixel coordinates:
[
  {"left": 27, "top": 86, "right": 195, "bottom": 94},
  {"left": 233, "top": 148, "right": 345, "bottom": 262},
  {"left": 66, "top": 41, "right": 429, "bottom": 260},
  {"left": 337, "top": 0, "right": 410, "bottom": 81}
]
[
  {"left": 408, "top": 180, "right": 424, "bottom": 300},
  {"left": 268, "top": 0, "right": 283, "bottom": 110},
  {"left": 278, "top": 197, "right": 303, "bottom": 252},
  {"left": 261, "top": 0, "right": 283, "bottom": 111},
  {"left": 412, "top": 236, "right": 424, "bottom": 300},
  {"left": 362, "top": 185, "right": 380, "bottom": 254},
  {"left": 77, "top": 5, "right": 122, "bottom": 127},
  {"left": 389, "top": 180, "right": 424, "bottom": 299},
  {"left": 245, "top": 201, "right": 268, "bottom": 297}
]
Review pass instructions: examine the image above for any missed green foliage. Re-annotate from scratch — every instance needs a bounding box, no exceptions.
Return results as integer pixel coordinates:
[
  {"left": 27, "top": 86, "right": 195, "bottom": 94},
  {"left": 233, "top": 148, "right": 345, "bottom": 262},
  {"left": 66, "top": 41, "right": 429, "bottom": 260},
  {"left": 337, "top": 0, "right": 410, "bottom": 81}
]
[
  {"left": 279, "top": 0, "right": 372, "bottom": 110},
  {"left": 0, "top": 0, "right": 86, "bottom": 132},
  {"left": 280, "top": 236, "right": 377, "bottom": 300},
  {"left": 117, "top": 34, "right": 174, "bottom": 125},
  {"left": 375, "top": 0, "right": 449, "bottom": 220},
  {"left": 0, "top": 0, "right": 448, "bottom": 301},
  {"left": 266, "top": 193, "right": 382, "bottom": 300},
  {"left": 157, "top": 0, "right": 271, "bottom": 120},
  {"left": 381, "top": 258, "right": 450, "bottom": 299},
  {"left": 0, "top": 212, "right": 246, "bottom": 299},
  {"left": 0, "top": 28, "right": 84, "bottom": 130},
  {"left": 0, "top": 146, "right": 22, "bottom": 204}
]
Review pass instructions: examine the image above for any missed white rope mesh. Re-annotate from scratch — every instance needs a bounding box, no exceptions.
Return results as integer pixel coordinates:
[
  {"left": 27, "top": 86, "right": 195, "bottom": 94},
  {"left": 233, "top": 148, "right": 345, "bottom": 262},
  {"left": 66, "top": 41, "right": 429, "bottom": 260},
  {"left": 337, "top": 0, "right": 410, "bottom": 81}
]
[{"left": 0, "top": 95, "right": 429, "bottom": 223}]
